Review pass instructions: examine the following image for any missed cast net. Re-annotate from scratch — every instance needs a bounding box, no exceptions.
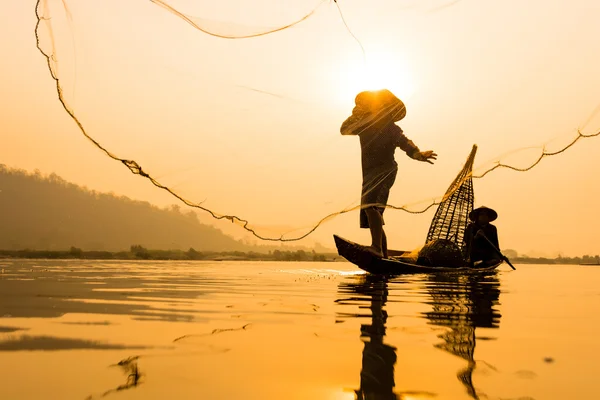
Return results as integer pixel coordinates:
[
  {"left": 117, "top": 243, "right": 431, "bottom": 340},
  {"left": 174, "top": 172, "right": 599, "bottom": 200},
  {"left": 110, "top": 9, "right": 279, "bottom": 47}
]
[
  {"left": 426, "top": 144, "right": 477, "bottom": 245},
  {"left": 412, "top": 145, "right": 476, "bottom": 267},
  {"left": 31, "top": 0, "right": 600, "bottom": 248}
]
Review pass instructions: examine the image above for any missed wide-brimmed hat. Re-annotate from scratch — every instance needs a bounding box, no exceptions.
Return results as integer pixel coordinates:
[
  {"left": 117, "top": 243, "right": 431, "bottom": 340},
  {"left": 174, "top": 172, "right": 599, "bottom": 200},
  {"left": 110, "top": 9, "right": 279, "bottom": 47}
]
[
  {"left": 469, "top": 206, "right": 498, "bottom": 222},
  {"left": 354, "top": 89, "right": 406, "bottom": 121}
]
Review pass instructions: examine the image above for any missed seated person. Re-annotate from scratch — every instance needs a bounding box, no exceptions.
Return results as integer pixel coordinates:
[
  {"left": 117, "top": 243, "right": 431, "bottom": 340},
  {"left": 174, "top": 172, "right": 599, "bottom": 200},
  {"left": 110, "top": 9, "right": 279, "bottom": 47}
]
[{"left": 463, "top": 206, "right": 501, "bottom": 267}]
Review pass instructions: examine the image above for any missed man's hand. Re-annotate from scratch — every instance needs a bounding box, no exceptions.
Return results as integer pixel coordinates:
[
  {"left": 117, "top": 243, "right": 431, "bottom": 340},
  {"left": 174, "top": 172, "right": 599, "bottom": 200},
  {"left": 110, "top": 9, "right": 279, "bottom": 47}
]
[{"left": 413, "top": 150, "right": 437, "bottom": 164}]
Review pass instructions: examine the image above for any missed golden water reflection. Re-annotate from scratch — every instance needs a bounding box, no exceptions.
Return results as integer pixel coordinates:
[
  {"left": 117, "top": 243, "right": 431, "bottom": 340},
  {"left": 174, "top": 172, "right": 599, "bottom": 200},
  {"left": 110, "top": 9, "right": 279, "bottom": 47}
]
[
  {"left": 337, "top": 272, "right": 500, "bottom": 399},
  {"left": 2, "top": 260, "right": 600, "bottom": 399}
]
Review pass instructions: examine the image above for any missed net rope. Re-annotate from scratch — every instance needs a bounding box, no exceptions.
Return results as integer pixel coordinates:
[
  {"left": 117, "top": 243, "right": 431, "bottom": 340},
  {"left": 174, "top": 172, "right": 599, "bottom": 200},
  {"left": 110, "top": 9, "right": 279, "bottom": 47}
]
[
  {"left": 34, "top": 0, "right": 600, "bottom": 242},
  {"left": 149, "top": 0, "right": 328, "bottom": 40}
]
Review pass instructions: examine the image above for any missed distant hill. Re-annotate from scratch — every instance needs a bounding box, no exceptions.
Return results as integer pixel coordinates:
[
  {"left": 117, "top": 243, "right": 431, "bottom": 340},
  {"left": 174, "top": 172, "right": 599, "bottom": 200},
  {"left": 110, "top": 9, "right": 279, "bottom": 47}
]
[{"left": 0, "top": 165, "right": 247, "bottom": 252}]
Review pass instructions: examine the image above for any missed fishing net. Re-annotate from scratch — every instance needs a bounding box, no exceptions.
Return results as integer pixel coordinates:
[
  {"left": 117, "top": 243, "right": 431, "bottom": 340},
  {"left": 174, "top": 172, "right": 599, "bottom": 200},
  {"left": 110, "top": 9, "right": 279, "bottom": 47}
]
[
  {"left": 149, "top": 0, "right": 330, "bottom": 39},
  {"left": 415, "top": 145, "right": 476, "bottom": 267},
  {"left": 416, "top": 239, "right": 465, "bottom": 268},
  {"left": 426, "top": 145, "right": 476, "bottom": 245},
  {"left": 31, "top": 0, "right": 600, "bottom": 248}
]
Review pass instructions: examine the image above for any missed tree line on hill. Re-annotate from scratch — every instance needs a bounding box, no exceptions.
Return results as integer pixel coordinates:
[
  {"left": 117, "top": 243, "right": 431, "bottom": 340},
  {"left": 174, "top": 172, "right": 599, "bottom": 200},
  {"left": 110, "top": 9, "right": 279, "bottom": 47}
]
[
  {"left": 503, "top": 249, "right": 599, "bottom": 265},
  {"left": 0, "top": 165, "right": 331, "bottom": 255},
  {"left": 0, "top": 245, "right": 337, "bottom": 262}
]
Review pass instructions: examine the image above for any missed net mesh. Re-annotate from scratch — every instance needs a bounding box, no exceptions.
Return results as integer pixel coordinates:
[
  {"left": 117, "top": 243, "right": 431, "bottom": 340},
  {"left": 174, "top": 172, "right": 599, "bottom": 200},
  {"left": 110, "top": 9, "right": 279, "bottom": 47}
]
[
  {"left": 426, "top": 145, "right": 477, "bottom": 245},
  {"left": 410, "top": 145, "right": 477, "bottom": 267},
  {"left": 149, "top": 0, "right": 329, "bottom": 39},
  {"left": 31, "top": 0, "right": 600, "bottom": 245}
]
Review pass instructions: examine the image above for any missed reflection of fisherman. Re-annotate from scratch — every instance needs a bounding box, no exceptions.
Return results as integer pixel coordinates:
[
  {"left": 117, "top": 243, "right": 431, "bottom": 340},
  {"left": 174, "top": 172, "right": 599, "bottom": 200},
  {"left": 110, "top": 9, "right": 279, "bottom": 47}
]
[
  {"left": 463, "top": 206, "right": 501, "bottom": 267},
  {"left": 358, "top": 283, "right": 397, "bottom": 399},
  {"left": 339, "top": 272, "right": 500, "bottom": 400},
  {"left": 343, "top": 277, "right": 399, "bottom": 400}
]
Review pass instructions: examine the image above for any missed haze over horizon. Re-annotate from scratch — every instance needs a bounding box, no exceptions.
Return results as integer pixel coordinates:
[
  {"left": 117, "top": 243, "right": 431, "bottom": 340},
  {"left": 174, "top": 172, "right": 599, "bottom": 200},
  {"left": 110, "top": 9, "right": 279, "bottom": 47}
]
[
  {"left": 0, "top": 165, "right": 341, "bottom": 253},
  {"left": 1, "top": 0, "right": 599, "bottom": 257}
]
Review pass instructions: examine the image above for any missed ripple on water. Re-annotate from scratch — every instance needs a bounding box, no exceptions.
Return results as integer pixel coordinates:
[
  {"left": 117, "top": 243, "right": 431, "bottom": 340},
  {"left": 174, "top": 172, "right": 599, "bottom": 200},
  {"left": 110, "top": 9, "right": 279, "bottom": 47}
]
[{"left": 0, "top": 261, "right": 598, "bottom": 400}]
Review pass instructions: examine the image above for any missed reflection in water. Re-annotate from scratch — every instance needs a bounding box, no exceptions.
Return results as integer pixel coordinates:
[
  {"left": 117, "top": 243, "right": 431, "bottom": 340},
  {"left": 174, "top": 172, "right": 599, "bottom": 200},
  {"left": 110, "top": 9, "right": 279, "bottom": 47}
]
[
  {"left": 86, "top": 356, "right": 143, "bottom": 400},
  {"left": 173, "top": 323, "right": 252, "bottom": 342},
  {"left": 0, "top": 335, "right": 150, "bottom": 351},
  {"left": 424, "top": 273, "right": 501, "bottom": 399},
  {"left": 0, "top": 261, "right": 225, "bottom": 322},
  {"left": 107, "top": 356, "right": 143, "bottom": 395},
  {"left": 338, "top": 276, "right": 401, "bottom": 400},
  {"left": 337, "top": 272, "right": 501, "bottom": 400},
  {"left": 0, "top": 326, "right": 25, "bottom": 333}
]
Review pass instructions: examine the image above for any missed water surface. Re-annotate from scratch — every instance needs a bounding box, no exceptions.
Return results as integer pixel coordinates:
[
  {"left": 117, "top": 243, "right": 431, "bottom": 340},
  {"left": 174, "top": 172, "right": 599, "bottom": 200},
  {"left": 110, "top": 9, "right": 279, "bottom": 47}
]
[{"left": 1, "top": 260, "right": 599, "bottom": 399}]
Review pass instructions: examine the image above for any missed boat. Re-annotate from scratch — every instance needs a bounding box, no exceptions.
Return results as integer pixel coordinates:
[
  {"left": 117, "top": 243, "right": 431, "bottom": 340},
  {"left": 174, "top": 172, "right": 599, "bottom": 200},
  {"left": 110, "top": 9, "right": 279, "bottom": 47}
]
[
  {"left": 334, "top": 145, "right": 507, "bottom": 275},
  {"left": 334, "top": 235, "right": 502, "bottom": 275}
]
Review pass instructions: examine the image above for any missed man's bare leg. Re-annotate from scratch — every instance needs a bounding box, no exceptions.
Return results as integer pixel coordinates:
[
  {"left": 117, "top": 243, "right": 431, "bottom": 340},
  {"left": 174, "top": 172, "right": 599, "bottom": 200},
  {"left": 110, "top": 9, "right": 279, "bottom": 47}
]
[{"left": 365, "top": 208, "right": 384, "bottom": 257}]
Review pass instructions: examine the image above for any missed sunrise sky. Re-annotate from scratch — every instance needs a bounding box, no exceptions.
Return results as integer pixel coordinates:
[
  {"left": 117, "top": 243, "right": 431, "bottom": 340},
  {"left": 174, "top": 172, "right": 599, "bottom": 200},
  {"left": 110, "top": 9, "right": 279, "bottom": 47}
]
[{"left": 1, "top": 0, "right": 599, "bottom": 256}]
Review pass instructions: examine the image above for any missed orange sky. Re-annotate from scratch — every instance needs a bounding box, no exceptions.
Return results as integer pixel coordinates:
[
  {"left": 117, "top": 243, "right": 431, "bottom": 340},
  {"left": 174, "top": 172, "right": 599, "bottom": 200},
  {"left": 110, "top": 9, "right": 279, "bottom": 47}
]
[{"left": 1, "top": 0, "right": 599, "bottom": 256}]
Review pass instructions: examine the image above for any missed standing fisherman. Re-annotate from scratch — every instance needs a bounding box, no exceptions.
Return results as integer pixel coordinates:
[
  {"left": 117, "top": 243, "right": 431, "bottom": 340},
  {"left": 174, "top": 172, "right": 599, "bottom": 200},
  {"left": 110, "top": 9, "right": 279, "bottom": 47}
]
[{"left": 341, "top": 89, "right": 437, "bottom": 258}]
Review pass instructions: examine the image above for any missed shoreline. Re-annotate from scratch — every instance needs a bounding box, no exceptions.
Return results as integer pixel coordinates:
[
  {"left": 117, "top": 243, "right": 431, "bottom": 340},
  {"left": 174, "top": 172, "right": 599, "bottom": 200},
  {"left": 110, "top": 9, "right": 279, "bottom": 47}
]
[
  {"left": 0, "top": 248, "right": 343, "bottom": 262},
  {"left": 1, "top": 250, "right": 597, "bottom": 265}
]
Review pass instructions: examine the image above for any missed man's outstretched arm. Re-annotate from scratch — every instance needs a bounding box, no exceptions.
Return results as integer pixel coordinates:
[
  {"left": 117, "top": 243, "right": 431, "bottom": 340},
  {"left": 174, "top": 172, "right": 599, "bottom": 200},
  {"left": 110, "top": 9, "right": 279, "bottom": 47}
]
[{"left": 395, "top": 129, "right": 437, "bottom": 164}]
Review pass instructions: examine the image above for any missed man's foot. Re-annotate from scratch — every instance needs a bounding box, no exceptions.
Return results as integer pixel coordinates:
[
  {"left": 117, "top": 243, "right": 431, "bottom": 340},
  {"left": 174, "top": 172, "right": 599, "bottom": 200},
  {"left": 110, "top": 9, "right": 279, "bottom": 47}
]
[{"left": 365, "top": 246, "right": 383, "bottom": 258}]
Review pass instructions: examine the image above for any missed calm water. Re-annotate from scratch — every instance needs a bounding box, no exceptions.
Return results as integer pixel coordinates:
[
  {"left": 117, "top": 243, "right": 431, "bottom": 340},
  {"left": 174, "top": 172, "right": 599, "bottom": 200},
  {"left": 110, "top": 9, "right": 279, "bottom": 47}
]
[{"left": 1, "top": 260, "right": 599, "bottom": 400}]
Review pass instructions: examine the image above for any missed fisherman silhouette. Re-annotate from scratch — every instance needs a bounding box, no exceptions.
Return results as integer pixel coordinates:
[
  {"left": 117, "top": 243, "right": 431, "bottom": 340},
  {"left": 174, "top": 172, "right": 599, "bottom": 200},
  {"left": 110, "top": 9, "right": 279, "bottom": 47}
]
[{"left": 336, "top": 271, "right": 501, "bottom": 399}]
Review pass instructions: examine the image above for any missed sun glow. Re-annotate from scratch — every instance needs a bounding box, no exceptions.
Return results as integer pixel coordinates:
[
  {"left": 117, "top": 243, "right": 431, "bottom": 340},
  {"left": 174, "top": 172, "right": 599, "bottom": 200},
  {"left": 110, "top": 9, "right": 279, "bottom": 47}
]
[{"left": 334, "top": 49, "right": 418, "bottom": 107}]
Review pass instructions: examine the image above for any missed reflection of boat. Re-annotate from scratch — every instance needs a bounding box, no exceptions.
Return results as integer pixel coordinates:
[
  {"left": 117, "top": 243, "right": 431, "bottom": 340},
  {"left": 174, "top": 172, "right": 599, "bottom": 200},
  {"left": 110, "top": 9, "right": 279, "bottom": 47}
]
[
  {"left": 336, "top": 270, "right": 501, "bottom": 399},
  {"left": 423, "top": 272, "right": 501, "bottom": 399},
  {"left": 334, "top": 235, "right": 501, "bottom": 275}
]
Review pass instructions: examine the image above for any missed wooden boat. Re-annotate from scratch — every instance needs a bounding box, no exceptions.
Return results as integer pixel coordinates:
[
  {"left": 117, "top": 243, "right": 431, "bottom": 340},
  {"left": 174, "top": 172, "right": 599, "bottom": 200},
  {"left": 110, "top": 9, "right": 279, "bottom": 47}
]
[{"left": 334, "top": 235, "right": 502, "bottom": 275}]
